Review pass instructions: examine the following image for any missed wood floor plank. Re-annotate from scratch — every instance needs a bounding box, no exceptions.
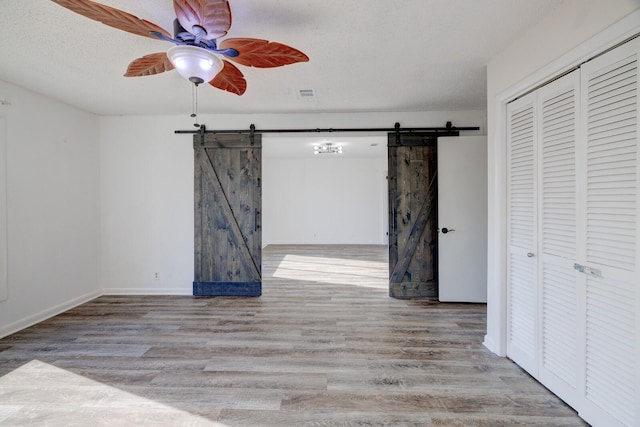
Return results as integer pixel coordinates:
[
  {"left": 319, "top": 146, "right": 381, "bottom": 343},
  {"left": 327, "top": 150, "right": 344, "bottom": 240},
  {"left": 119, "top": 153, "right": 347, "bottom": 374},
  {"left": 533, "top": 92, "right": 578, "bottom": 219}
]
[{"left": 0, "top": 245, "right": 587, "bottom": 426}]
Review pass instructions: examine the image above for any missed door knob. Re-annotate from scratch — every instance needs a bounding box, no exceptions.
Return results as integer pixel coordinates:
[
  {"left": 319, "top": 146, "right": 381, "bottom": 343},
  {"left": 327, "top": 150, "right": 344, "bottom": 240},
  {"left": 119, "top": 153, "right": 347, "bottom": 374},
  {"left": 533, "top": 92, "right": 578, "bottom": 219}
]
[
  {"left": 527, "top": 252, "right": 535, "bottom": 258},
  {"left": 441, "top": 227, "right": 455, "bottom": 234}
]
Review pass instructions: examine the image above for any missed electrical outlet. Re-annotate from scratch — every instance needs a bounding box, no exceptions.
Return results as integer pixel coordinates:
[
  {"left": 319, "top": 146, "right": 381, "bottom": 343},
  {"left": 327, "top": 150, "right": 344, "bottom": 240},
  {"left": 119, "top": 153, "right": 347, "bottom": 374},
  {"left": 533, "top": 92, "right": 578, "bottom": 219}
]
[{"left": 154, "top": 272, "right": 159, "bottom": 281}]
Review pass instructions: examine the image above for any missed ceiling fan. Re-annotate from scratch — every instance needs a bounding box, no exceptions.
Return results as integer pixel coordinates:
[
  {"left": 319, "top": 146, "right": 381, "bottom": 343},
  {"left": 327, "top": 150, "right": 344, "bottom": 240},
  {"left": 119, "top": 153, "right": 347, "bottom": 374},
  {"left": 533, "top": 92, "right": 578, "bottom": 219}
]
[{"left": 50, "top": 0, "right": 309, "bottom": 95}]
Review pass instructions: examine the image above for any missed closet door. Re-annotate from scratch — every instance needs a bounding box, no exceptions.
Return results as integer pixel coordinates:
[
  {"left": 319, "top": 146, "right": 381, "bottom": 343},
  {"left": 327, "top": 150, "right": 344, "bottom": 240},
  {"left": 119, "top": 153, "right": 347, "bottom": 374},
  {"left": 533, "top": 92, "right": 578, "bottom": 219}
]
[
  {"left": 537, "top": 71, "right": 581, "bottom": 407},
  {"left": 577, "top": 37, "right": 639, "bottom": 427},
  {"left": 506, "top": 93, "right": 538, "bottom": 375}
]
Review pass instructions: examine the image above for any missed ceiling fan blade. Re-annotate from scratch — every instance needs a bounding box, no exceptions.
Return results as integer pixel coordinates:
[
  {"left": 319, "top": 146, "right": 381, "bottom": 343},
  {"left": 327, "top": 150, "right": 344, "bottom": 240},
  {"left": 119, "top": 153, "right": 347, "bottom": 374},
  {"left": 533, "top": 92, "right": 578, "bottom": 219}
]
[
  {"left": 51, "top": 0, "right": 171, "bottom": 40},
  {"left": 173, "top": 0, "right": 231, "bottom": 40},
  {"left": 124, "top": 53, "right": 175, "bottom": 77},
  {"left": 218, "top": 38, "right": 309, "bottom": 68},
  {"left": 209, "top": 60, "right": 246, "bottom": 95}
]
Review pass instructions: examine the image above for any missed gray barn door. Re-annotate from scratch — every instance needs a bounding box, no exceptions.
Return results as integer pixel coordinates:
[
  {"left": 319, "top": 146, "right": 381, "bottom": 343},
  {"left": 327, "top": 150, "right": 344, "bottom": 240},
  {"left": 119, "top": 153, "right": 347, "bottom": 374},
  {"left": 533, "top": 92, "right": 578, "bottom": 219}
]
[
  {"left": 388, "top": 133, "right": 439, "bottom": 299},
  {"left": 193, "top": 133, "right": 262, "bottom": 296}
]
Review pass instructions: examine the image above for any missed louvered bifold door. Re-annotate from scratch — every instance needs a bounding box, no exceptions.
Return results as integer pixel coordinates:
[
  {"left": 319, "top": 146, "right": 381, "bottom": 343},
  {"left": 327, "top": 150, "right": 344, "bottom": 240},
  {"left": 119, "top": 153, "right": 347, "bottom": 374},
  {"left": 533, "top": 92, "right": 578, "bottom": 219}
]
[
  {"left": 577, "top": 37, "right": 639, "bottom": 427},
  {"left": 506, "top": 93, "right": 539, "bottom": 376},
  {"left": 536, "top": 70, "right": 581, "bottom": 408}
]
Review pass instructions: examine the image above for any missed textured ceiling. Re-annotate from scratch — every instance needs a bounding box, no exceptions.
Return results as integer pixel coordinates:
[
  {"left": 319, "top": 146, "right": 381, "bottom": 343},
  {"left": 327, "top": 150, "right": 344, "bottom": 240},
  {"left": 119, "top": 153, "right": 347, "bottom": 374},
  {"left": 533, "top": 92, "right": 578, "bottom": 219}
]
[{"left": 0, "top": 0, "right": 562, "bottom": 115}]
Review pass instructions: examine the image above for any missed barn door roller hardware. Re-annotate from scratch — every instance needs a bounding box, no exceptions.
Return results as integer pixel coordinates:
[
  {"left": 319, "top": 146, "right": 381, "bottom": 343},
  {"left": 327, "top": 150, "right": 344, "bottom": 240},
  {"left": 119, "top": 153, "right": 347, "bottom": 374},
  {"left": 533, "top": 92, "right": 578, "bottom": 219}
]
[{"left": 177, "top": 121, "right": 479, "bottom": 136}]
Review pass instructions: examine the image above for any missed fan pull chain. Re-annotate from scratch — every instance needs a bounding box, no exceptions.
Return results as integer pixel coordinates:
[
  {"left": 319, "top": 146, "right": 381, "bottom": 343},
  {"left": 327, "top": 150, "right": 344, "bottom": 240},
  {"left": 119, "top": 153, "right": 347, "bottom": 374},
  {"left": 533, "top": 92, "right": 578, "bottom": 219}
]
[{"left": 191, "top": 83, "right": 200, "bottom": 128}]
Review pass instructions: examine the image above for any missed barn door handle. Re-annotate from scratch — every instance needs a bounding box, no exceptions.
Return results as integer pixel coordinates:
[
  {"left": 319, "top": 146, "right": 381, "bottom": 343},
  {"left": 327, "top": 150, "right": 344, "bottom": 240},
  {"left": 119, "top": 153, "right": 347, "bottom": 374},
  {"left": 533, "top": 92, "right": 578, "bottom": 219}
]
[
  {"left": 392, "top": 208, "right": 397, "bottom": 232},
  {"left": 441, "top": 227, "right": 455, "bottom": 234},
  {"left": 254, "top": 209, "right": 260, "bottom": 231}
]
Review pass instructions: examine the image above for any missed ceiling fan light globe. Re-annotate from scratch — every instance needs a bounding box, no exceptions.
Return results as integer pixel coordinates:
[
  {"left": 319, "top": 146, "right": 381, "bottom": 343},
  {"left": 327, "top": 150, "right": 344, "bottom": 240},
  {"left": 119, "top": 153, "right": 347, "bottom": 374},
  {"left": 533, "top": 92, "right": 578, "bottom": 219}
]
[{"left": 167, "top": 45, "right": 222, "bottom": 85}]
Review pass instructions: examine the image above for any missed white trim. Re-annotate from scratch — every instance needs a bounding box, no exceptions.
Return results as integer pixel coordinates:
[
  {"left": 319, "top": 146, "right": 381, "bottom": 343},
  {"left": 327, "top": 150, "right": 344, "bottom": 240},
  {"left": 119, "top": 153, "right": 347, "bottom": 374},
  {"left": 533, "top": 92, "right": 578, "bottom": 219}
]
[
  {"left": 101, "top": 288, "right": 192, "bottom": 296},
  {"left": 485, "top": 99, "right": 509, "bottom": 356},
  {"left": 0, "top": 117, "right": 6, "bottom": 303},
  {"left": 501, "top": 13, "right": 640, "bottom": 106},
  {"left": 1, "top": 287, "right": 201, "bottom": 338},
  {"left": 0, "top": 290, "right": 101, "bottom": 339},
  {"left": 486, "top": 9, "right": 640, "bottom": 356}
]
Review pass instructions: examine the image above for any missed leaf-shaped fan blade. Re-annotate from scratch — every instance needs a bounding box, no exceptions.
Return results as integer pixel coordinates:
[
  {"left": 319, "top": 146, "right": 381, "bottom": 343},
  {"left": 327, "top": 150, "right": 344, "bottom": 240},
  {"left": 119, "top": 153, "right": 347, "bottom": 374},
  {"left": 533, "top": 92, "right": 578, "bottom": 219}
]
[
  {"left": 174, "top": 0, "right": 231, "bottom": 40},
  {"left": 209, "top": 60, "right": 247, "bottom": 95},
  {"left": 218, "top": 38, "right": 309, "bottom": 68},
  {"left": 51, "top": 0, "right": 171, "bottom": 39},
  {"left": 125, "top": 53, "right": 175, "bottom": 77}
]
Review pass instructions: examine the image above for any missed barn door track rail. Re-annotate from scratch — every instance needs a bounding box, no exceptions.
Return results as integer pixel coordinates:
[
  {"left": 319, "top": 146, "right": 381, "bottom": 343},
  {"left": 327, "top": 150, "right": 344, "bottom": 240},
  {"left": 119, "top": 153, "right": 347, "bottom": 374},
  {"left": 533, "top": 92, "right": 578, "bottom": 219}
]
[{"left": 177, "top": 121, "right": 480, "bottom": 145}]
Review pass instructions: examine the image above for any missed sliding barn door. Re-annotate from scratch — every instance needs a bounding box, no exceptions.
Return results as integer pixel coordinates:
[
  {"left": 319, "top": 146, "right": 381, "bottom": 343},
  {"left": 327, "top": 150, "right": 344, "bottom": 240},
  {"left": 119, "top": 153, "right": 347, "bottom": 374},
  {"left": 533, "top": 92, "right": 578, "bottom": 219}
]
[
  {"left": 193, "top": 133, "right": 262, "bottom": 296},
  {"left": 388, "top": 133, "right": 439, "bottom": 299}
]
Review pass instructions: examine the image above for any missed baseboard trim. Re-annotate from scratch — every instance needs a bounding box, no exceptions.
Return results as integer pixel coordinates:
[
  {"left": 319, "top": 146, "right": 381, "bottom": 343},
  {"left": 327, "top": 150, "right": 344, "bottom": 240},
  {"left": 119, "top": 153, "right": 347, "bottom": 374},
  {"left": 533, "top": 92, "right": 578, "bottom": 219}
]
[
  {"left": 101, "top": 287, "right": 192, "bottom": 296},
  {"left": 0, "top": 290, "right": 102, "bottom": 339},
  {"left": 483, "top": 334, "right": 504, "bottom": 356}
]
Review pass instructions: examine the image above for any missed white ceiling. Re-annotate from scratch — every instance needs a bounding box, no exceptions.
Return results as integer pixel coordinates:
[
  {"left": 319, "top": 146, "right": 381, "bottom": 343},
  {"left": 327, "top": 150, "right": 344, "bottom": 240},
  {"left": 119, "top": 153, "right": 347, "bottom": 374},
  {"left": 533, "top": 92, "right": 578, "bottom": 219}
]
[{"left": 0, "top": 0, "right": 561, "bottom": 116}]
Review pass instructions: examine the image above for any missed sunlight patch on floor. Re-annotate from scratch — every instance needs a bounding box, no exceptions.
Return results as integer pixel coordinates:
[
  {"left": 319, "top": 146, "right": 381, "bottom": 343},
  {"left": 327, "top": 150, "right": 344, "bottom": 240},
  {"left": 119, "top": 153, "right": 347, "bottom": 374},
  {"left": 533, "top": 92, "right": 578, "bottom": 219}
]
[
  {"left": 0, "top": 360, "right": 230, "bottom": 426},
  {"left": 272, "top": 254, "right": 388, "bottom": 289}
]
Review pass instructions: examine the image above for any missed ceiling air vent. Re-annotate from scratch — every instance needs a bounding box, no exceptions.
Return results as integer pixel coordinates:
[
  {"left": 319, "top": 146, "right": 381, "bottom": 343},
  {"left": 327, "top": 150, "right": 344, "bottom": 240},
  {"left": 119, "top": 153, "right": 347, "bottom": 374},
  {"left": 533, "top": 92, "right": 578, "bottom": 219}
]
[{"left": 298, "top": 89, "right": 316, "bottom": 101}]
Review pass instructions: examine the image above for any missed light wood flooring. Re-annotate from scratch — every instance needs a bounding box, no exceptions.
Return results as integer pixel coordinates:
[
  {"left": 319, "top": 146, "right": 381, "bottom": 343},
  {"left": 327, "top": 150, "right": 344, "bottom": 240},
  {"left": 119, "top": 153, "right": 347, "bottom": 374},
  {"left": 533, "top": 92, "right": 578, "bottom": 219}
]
[{"left": 0, "top": 245, "right": 587, "bottom": 426}]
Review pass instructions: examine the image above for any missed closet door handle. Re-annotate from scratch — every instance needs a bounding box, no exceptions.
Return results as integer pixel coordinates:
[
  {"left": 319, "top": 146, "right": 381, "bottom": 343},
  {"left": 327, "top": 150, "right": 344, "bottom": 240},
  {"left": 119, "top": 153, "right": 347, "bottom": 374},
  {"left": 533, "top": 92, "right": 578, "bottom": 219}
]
[
  {"left": 527, "top": 252, "right": 535, "bottom": 258},
  {"left": 574, "top": 263, "right": 602, "bottom": 278}
]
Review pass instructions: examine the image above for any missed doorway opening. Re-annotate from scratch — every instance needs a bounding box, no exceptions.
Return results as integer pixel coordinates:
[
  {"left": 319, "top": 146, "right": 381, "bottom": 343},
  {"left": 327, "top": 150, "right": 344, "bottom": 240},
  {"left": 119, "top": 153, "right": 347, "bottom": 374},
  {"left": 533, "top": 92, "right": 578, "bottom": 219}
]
[{"left": 262, "top": 135, "right": 389, "bottom": 289}]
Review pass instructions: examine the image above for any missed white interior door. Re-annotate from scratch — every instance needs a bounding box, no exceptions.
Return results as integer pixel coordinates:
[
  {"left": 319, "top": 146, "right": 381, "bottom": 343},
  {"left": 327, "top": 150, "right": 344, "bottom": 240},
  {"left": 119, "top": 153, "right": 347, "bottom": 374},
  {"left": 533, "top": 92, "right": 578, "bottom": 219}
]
[{"left": 437, "top": 136, "right": 487, "bottom": 302}]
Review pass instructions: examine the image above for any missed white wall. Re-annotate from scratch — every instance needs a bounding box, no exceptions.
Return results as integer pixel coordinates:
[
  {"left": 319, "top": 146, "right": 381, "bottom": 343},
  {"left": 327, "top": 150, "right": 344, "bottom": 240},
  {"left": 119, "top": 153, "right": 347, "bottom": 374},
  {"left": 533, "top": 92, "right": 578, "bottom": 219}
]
[
  {"left": 0, "top": 81, "right": 101, "bottom": 338},
  {"left": 0, "top": 117, "right": 6, "bottom": 303},
  {"left": 99, "top": 110, "right": 485, "bottom": 294},
  {"left": 263, "top": 154, "right": 387, "bottom": 245},
  {"left": 99, "top": 116, "right": 194, "bottom": 295},
  {"left": 484, "top": 0, "right": 640, "bottom": 355}
]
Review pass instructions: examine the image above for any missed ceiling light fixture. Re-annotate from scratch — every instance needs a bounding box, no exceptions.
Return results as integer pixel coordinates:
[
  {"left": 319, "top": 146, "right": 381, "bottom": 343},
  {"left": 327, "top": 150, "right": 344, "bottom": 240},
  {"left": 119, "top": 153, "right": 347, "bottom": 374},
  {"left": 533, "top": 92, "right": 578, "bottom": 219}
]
[
  {"left": 167, "top": 45, "right": 223, "bottom": 86},
  {"left": 166, "top": 45, "right": 225, "bottom": 128},
  {"left": 314, "top": 143, "right": 343, "bottom": 155}
]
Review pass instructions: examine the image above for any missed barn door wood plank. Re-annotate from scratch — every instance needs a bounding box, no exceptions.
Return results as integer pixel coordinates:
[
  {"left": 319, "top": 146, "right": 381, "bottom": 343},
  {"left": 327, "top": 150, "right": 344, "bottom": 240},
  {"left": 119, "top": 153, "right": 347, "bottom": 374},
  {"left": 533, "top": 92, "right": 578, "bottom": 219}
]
[
  {"left": 388, "top": 146, "right": 399, "bottom": 275},
  {"left": 197, "top": 148, "right": 261, "bottom": 281},
  {"left": 194, "top": 154, "right": 203, "bottom": 283},
  {"left": 389, "top": 172, "right": 437, "bottom": 283},
  {"left": 250, "top": 148, "right": 262, "bottom": 268}
]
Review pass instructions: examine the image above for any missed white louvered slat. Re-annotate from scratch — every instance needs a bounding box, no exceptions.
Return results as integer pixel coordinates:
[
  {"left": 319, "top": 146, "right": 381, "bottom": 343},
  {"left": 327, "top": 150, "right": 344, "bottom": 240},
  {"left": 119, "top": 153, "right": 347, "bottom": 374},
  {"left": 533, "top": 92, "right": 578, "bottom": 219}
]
[
  {"left": 537, "top": 71, "right": 579, "bottom": 405},
  {"left": 506, "top": 94, "right": 538, "bottom": 375},
  {"left": 542, "top": 84, "right": 576, "bottom": 258},
  {"left": 585, "top": 276, "right": 635, "bottom": 427},
  {"left": 542, "top": 262, "right": 577, "bottom": 387},
  {"left": 586, "top": 54, "right": 636, "bottom": 272},
  {"left": 509, "top": 103, "right": 536, "bottom": 251},
  {"left": 580, "top": 40, "right": 638, "bottom": 427},
  {"left": 509, "top": 254, "right": 536, "bottom": 357}
]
